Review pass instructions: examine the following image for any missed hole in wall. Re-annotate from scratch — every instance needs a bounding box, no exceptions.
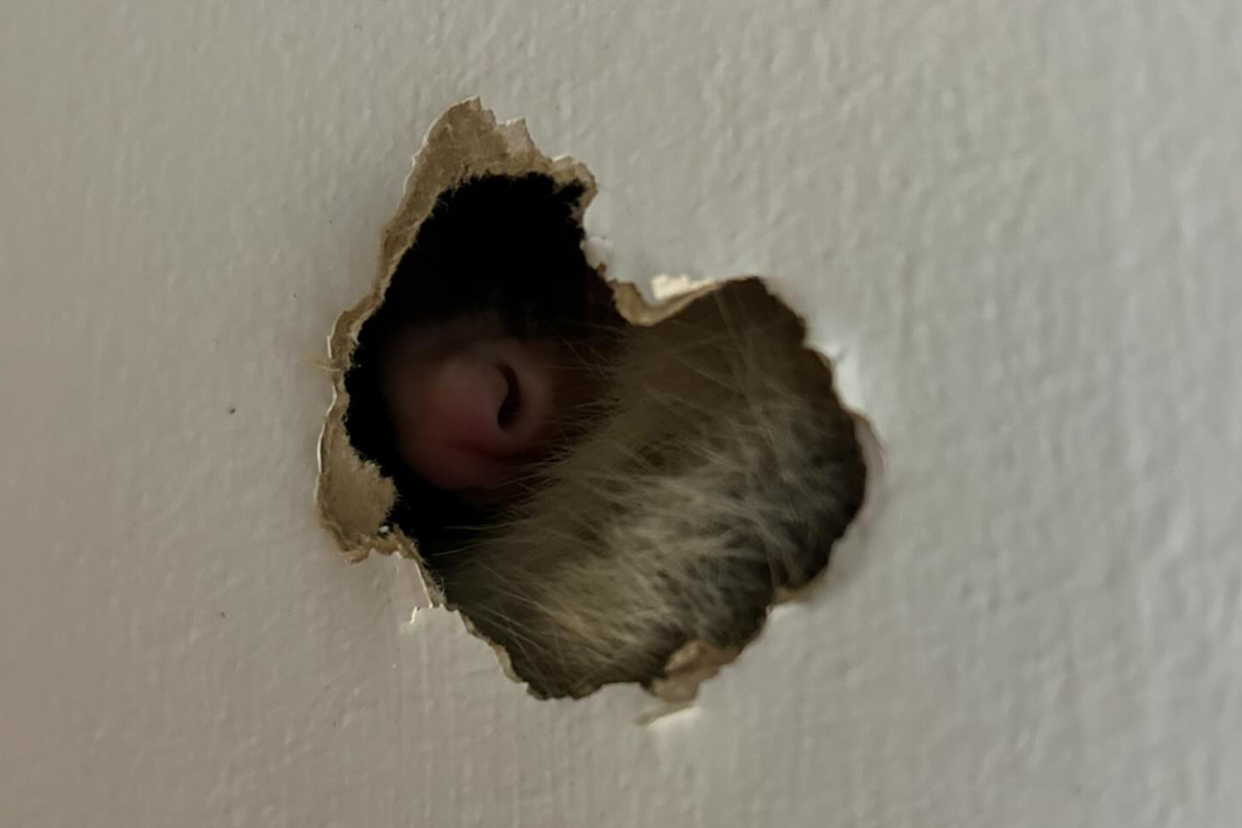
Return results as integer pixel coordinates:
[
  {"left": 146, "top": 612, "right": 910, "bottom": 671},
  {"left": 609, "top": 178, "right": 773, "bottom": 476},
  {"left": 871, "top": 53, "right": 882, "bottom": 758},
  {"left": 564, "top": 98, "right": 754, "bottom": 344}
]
[{"left": 318, "top": 100, "right": 869, "bottom": 701}]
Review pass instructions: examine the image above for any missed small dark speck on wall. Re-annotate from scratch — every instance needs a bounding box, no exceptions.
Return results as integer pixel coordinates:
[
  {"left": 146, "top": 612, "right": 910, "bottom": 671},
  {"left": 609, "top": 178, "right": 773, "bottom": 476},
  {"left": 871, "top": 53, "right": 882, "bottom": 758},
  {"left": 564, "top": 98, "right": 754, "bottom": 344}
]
[{"left": 228, "top": 407, "right": 237, "bottom": 415}]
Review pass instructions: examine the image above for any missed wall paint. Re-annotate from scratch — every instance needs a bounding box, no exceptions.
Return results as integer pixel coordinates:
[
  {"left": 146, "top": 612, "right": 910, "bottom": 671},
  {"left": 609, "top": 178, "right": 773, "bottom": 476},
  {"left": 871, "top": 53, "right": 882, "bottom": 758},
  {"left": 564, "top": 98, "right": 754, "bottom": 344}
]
[{"left": 3, "top": 0, "right": 1239, "bottom": 825}]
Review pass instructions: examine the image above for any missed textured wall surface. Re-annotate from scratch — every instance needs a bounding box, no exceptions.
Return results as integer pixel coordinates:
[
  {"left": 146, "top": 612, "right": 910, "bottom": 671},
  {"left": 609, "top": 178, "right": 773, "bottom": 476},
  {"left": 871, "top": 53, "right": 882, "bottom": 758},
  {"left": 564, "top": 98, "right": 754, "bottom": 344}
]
[{"left": 3, "top": 1, "right": 1240, "bottom": 825}]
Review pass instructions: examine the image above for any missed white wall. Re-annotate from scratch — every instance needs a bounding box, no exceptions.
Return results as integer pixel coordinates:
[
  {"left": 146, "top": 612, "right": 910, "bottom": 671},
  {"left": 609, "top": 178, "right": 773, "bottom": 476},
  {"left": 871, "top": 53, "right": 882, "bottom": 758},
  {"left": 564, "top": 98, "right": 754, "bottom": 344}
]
[{"left": 3, "top": 1, "right": 1240, "bottom": 825}]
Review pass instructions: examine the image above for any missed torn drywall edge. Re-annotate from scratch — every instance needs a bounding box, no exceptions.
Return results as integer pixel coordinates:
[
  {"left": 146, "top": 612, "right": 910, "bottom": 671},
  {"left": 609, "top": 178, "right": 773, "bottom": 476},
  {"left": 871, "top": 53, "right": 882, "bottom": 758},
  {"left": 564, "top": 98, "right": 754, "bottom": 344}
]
[
  {"left": 316, "top": 97, "right": 879, "bottom": 702},
  {"left": 312, "top": 98, "right": 732, "bottom": 695},
  {"left": 315, "top": 97, "right": 596, "bottom": 569},
  {"left": 315, "top": 98, "right": 734, "bottom": 567}
]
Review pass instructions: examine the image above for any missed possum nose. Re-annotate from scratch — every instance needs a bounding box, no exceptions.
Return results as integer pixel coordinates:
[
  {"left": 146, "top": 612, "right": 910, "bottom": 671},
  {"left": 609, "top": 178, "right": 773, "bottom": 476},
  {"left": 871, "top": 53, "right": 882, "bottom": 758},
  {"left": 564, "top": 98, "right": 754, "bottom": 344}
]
[{"left": 389, "top": 339, "right": 554, "bottom": 492}]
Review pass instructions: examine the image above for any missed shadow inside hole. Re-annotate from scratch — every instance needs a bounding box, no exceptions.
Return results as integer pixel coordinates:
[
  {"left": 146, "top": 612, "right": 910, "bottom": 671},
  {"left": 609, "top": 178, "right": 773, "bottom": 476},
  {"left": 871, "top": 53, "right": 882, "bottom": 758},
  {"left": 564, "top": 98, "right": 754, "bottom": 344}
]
[
  {"left": 343, "top": 173, "right": 866, "bottom": 699},
  {"left": 345, "top": 173, "right": 623, "bottom": 566}
]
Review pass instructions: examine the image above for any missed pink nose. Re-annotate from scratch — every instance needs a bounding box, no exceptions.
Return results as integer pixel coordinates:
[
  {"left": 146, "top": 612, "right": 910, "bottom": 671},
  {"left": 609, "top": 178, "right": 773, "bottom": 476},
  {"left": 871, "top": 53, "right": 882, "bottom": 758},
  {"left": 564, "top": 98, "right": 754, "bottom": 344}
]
[{"left": 384, "top": 338, "right": 555, "bottom": 492}]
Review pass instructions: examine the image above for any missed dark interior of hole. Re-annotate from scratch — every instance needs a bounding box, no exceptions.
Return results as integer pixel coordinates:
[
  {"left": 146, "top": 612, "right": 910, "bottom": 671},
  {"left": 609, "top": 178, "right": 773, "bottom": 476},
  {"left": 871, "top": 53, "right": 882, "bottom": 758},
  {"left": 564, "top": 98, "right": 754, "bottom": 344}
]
[{"left": 344, "top": 173, "right": 620, "bottom": 569}]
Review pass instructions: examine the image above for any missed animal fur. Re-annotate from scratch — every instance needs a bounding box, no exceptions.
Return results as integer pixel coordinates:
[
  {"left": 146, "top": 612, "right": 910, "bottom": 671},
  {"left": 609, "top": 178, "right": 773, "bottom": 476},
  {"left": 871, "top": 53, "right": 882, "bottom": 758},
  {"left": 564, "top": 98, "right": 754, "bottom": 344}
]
[
  {"left": 436, "top": 280, "right": 865, "bottom": 698},
  {"left": 345, "top": 175, "right": 866, "bottom": 698}
]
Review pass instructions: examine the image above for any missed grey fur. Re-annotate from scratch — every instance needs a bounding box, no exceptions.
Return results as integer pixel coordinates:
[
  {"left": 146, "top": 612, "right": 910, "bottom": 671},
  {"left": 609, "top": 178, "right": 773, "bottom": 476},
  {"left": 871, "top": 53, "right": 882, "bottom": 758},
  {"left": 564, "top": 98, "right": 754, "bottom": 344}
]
[{"left": 438, "top": 279, "right": 867, "bottom": 698}]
